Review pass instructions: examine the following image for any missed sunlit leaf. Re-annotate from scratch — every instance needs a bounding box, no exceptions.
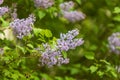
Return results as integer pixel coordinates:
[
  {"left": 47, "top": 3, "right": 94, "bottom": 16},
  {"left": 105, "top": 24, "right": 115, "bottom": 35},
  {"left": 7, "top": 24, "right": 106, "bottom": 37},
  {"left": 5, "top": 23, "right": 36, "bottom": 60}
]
[
  {"left": 27, "top": 44, "right": 34, "bottom": 49},
  {"left": 44, "top": 29, "right": 52, "bottom": 38},
  {"left": 90, "top": 65, "right": 98, "bottom": 73},
  {"left": 38, "top": 11, "right": 46, "bottom": 19},
  {"left": 113, "top": 7, "right": 120, "bottom": 13},
  {"left": 84, "top": 52, "right": 94, "bottom": 60}
]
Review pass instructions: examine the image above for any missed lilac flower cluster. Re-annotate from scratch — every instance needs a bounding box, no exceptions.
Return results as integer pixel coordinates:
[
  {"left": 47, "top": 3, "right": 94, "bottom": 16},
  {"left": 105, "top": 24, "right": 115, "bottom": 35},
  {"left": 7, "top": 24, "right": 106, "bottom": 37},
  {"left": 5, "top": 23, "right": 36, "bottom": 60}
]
[
  {"left": 108, "top": 32, "right": 120, "bottom": 54},
  {"left": 63, "top": 11, "right": 85, "bottom": 23},
  {"left": 33, "top": 0, "right": 54, "bottom": 9},
  {"left": 39, "top": 29, "right": 84, "bottom": 67},
  {"left": 10, "top": 14, "right": 36, "bottom": 39},
  {"left": 0, "top": 0, "right": 9, "bottom": 16},
  {"left": 59, "top": 1, "right": 74, "bottom": 11},
  {"left": 59, "top": 1, "right": 85, "bottom": 22},
  {"left": 39, "top": 43, "right": 69, "bottom": 67},
  {"left": 57, "top": 29, "right": 84, "bottom": 51},
  {"left": 0, "top": 7, "right": 9, "bottom": 16}
]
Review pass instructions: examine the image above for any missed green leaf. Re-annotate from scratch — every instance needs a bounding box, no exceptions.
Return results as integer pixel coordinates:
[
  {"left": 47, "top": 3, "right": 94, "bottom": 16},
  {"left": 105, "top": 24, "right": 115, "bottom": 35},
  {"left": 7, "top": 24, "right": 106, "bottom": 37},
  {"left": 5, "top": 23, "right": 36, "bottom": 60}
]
[
  {"left": 70, "top": 68, "right": 79, "bottom": 75},
  {"left": 59, "top": 17, "right": 69, "bottom": 23},
  {"left": 40, "top": 74, "right": 52, "bottom": 80},
  {"left": 113, "top": 15, "right": 120, "bottom": 22},
  {"left": 46, "top": 7, "right": 57, "bottom": 18},
  {"left": 38, "top": 11, "right": 46, "bottom": 19},
  {"left": 34, "top": 77, "right": 40, "bottom": 80},
  {"left": 97, "top": 71, "right": 104, "bottom": 77},
  {"left": 73, "top": 64, "right": 81, "bottom": 68},
  {"left": 17, "top": 59, "right": 22, "bottom": 66},
  {"left": 27, "top": 44, "right": 34, "bottom": 49},
  {"left": 100, "top": 60, "right": 110, "bottom": 65},
  {"left": 76, "top": 0, "right": 81, "bottom": 4},
  {"left": 65, "top": 76, "right": 75, "bottom": 80},
  {"left": 3, "top": 69, "right": 10, "bottom": 76},
  {"left": 33, "top": 28, "right": 43, "bottom": 36},
  {"left": 38, "top": 38, "right": 46, "bottom": 42},
  {"left": 113, "top": 7, "right": 120, "bottom": 13},
  {"left": 61, "top": 51, "right": 67, "bottom": 58},
  {"left": 58, "top": 0, "right": 63, "bottom": 3},
  {"left": 110, "top": 71, "right": 117, "bottom": 78},
  {"left": 16, "top": 45, "right": 25, "bottom": 54},
  {"left": 44, "top": 29, "right": 52, "bottom": 38},
  {"left": 0, "top": 17, "right": 9, "bottom": 27},
  {"left": 89, "top": 65, "right": 98, "bottom": 73},
  {"left": 11, "top": 73, "right": 19, "bottom": 79},
  {"left": 89, "top": 45, "right": 97, "bottom": 51},
  {"left": 4, "top": 46, "right": 11, "bottom": 51},
  {"left": 55, "top": 77, "right": 63, "bottom": 80},
  {"left": 84, "top": 52, "right": 94, "bottom": 60}
]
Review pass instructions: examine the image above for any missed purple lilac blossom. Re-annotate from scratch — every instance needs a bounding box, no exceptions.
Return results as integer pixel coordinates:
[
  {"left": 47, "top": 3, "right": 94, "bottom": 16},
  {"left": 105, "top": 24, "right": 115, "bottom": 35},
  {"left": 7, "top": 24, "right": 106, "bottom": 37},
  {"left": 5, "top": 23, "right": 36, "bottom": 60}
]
[
  {"left": 39, "top": 43, "right": 69, "bottom": 67},
  {"left": 108, "top": 32, "right": 120, "bottom": 54},
  {"left": 63, "top": 11, "right": 85, "bottom": 22},
  {"left": 0, "top": 0, "right": 3, "bottom": 5},
  {"left": 57, "top": 29, "right": 84, "bottom": 51},
  {"left": 10, "top": 14, "right": 35, "bottom": 39},
  {"left": 33, "top": 0, "right": 54, "bottom": 9},
  {"left": 39, "top": 29, "right": 84, "bottom": 67},
  {"left": 0, "top": 7, "right": 9, "bottom": 16},
  {"left": 59, "top": 1, "right": 74, "bottom": 11},
  {"left": 59, "top": 1, "right": 85, "bottom": 22}
]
